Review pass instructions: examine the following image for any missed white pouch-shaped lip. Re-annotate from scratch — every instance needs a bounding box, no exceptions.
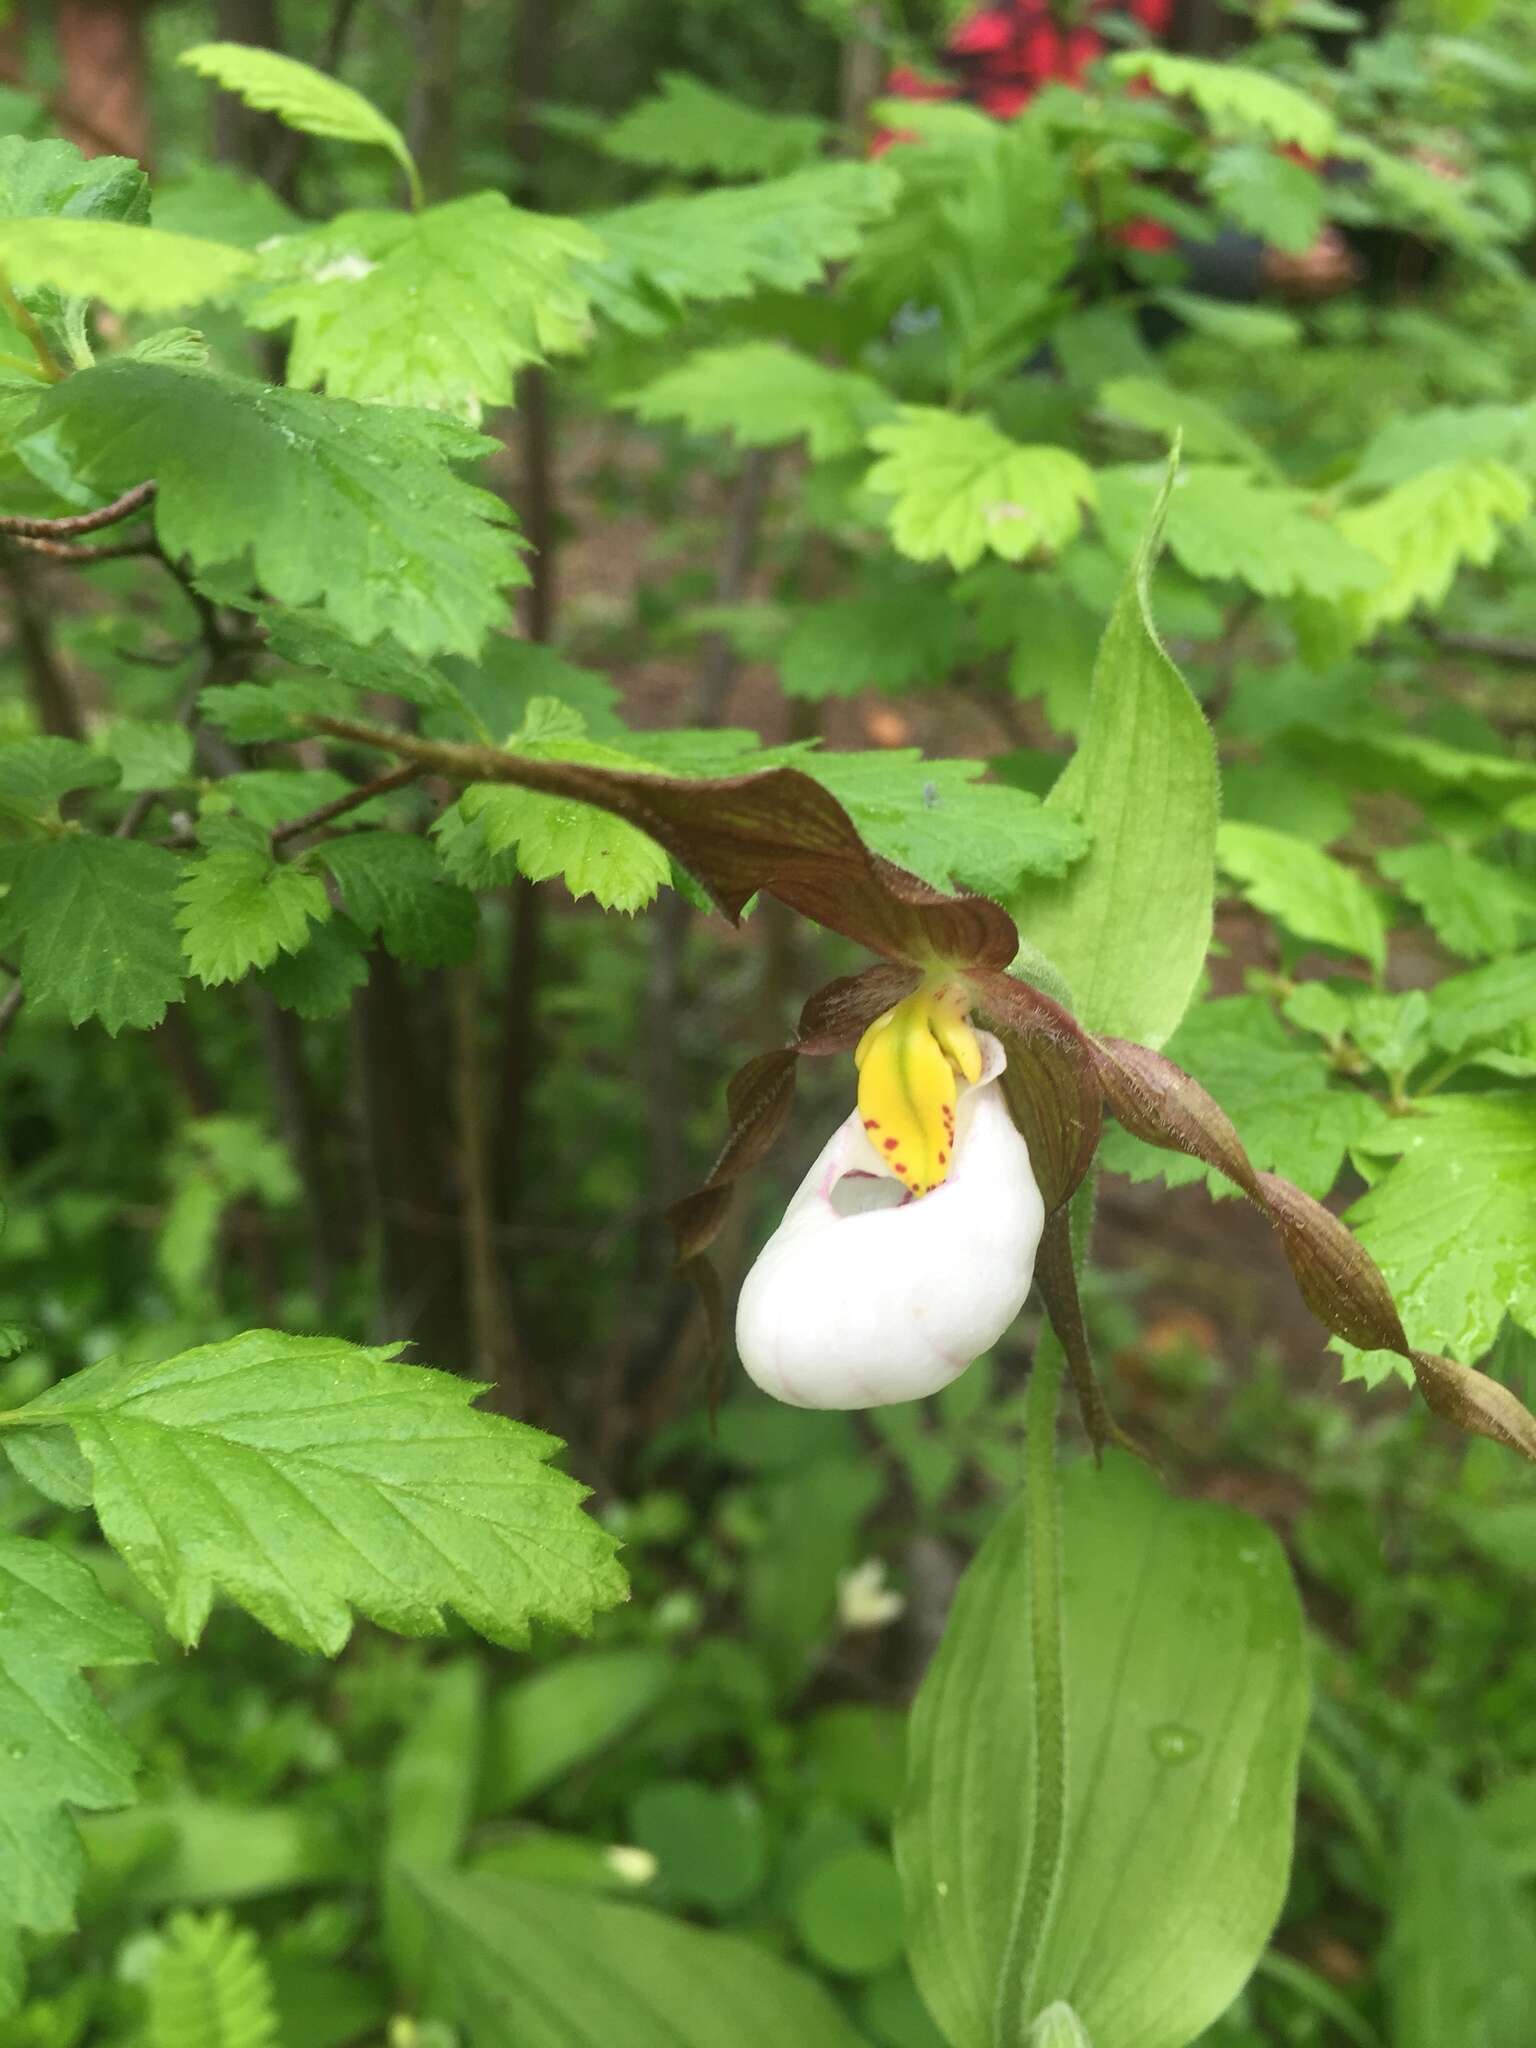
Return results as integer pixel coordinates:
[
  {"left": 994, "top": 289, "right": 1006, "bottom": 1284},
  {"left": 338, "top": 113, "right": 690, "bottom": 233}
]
[{"left": 735, "top": 1032, "right": 1045, "bottom": 1409}]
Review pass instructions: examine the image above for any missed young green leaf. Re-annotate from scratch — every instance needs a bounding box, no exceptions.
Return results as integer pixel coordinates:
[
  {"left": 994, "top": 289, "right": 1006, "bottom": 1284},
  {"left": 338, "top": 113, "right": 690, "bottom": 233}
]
[
  {"left": 603, "top": 72, "right": 829, "bottom": 177},
  {"left": 408, "top": 1867, "right": 868, "bottom": 2047},
  {"left": 1110, "top": 51, "right": 1337, "bottom": 154},
  {"left": 0, "top": 217, "right": 253, "bottom": 312},
  {"left": 0, "top": 735, "right": 119, "bottom": 815},
  {"left": 1098, "top": 378, "right": 1275, "bottom": 474},
  {"left": 178, "top": 42, "right": 420, "bottom": 204},
  {"left": 866, "top": 408, "right": 1096, "bottom": 571},
  {"left": 100, "top": 722, "right": 195, "bottom": 794},
  {"left": 1378, "top": 842, "right": 1536, "bottom": 960},
  {"left": 896, "top": 1455, "right": 1308, "bottom": 2048},
  {"left": 14, "top": 1330, "right": 627, "bottom": 1654},
  {"left": 251, "top": 196, "right": 600, "bottom": 419},
  {"left": 0, "top": 1535, "right": 151, "bottom": 2013},
  {"left": 32, "top": 361, "right": 524, "bottom": 657},
  {"left": 1202, "top": 141, "right": 1325, "bottom": 251},
  {"left": 1014, "top": 468, "right": 1218, "bottom": 1046},
  {"left": 483, "top": 1649, "right": 674, "bottom": 1812},
  {"left": 0, "top": 836, "right": 184, "bottom": 1033},
  {"left": 318, "top": 833, "right": 478, "bottom": 967},
  {"left": 1428, "top": 951, "right": 1536, "bottom": 1054},
  {"left": 0, "top": 133, "right": 147, "bottom": 224},
  {"left": 145, "top": 1911, "right": 278, "bottom": 2048},
  {"left": 256, "top": 916, "right": 371, "bottom": 1020},
  {"left": 176, "top": 827, "right": 331, "bottom": 987},
  {"left": 582, "top": 162, "right": 897, "bottom": 334},
  {"left": 1339, "top": 458, "right": 1532, "bottom": 633},
  {"left": 1219, "top": 821, "right": 1386, "bottom": 972},
  {"left": 626, "top": 342, "right": 891, "bottom": 459},
  {"left": 778, "top": 580, "right": 968, "bottom": 699},
  {"left": 1346, "top": 1095, "right": 1536, "bottom": 1366}
]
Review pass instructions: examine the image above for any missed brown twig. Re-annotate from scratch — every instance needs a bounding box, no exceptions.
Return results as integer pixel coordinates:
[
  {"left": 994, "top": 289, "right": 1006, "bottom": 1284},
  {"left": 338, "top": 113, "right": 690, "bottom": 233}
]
[
  {"left": 9, "top": 532, "right": 156, "bottom": 563},
  {"left": 0, "top": 979, "right": 25, "bottom": 1055},
  {"left": 0, "top": 480, "right": 157, "bottom": 538},
  {"left": 271, "top": 764, "right": 424, "bottom": 848}
]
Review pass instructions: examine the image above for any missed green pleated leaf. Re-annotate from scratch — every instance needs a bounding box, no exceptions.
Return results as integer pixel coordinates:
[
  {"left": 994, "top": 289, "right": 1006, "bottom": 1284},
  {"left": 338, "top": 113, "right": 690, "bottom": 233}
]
[{"left": 897, "top": 1455, "right": 1308, "bottom": 2048}]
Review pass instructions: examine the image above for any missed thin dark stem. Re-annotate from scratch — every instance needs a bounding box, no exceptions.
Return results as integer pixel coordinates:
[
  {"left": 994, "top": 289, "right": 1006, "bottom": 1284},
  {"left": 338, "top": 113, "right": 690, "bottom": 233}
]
[
  {"left": 451, "top": 960, "right": 524, "bottom": 1407},
  {"left": 0, "top": 978, "right": 24, "bottom": 1054},
  {"left": 693, "top": 448, "right": 776, "bottom": 725},
  {"left": 0, "top": 480, "right": 157, "bottom": 538},
  {"left": 265, "top": 0, "right": 363, "bottom": 196},
  {"left": 271, "top": 764, "right": 423, "bottom": 848},
  {"left": 1, "top": 552, "right": 85, "bottom": 740},
  {"left": 251, "top": 991, "right": 342, "bottom": 1314}
]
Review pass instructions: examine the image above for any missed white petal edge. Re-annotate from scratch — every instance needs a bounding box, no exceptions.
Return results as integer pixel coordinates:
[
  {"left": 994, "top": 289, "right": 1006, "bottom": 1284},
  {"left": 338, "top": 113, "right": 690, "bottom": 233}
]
[{"left": 735, "top": 1032, "right": 1044, "bottom": 1408}]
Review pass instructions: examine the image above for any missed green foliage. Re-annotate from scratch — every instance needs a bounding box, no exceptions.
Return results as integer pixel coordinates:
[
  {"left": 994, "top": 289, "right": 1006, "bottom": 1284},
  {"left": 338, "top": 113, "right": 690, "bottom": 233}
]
[
  {"left": 603, "top": 72, "right": 829, "bottom": 177},
  {"left": 0, "top": 836, "right": 184, "bottom": 1033},
  {"left": 318, "top": 832, "right": 478, "bottom": 967},
  {"left": 10, "top": 1330, "right": 627, "bottom": 1652},
  {"left": 866, "top": 408, "right": 1095, "bottom": 570},
  {"left": 1347, "top": 1095, "right": 1536, "bottom": 1365},
  {"left": 144, "top": 1911, "right": 279, "bottom": 2048},
  {"left": 627, "top": 342, "right": 890, "bottom": 457},
  {"left": 1016, "top": 471, "right": 1218, "bottom": 1045},
  {"left": 0, "top": 1537, "right": 150, "bottom": 2009},
  {"left": 411, "top": 1868, "right": 869, "bottom": 2046},
  {"left": 1339, "top": 459, "right": 1533, "bottom": 631},
  {"left": 178, "top": 43, "right": 420, "bottom": 203},
  {"left": 897, "top": 1455, "right": 1309, "bottom": 2048},
  {"left": 1109, "top": 52, "right": 1337, "bottom": 154},
  {"left": 29, "top": 361, "right": 525, "bottom": 656},
  {"left": 582, "top": 162, "right": 897, "bottom": 333},
  {"left": 251, "top": 196, "right": 601, "bottom": 417},
  {"left": 176, "top": 824, "right": 331, "bottom": 987},
  {"left": 1218, "top": 822, "right": 1387, "bottom": 973},
  {"left": 0, "top": 217, "right": 253, "bottom": 312}
]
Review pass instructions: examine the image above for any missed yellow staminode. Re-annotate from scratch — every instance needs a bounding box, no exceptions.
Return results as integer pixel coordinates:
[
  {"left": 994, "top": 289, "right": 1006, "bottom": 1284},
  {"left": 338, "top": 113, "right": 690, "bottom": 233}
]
[{"left": 853, "top": 984, "right": 982, "bottom": 1197}]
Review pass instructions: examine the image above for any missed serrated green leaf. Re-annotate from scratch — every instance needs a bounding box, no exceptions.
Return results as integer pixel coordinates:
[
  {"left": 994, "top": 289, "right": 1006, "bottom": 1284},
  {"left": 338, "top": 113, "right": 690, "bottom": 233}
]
[
  {"left": 0, "top": 735, "right": 118, "bottom": 813},
  {"left": 176, "top": 829, "right": 331, "bottom": 986},
  {"left": 1098, "top": 465, "right": 1385, "bottom": 600},
  {"left": 251, "top": 195, "right": 600, "bottom": 419},
  {"left": 32, "top": 362, "right": 524, "bottom": 658},
  {"left": 1099, "top": 995, "right": 1389, "bottom": 1198},
  {"left": 128, "top": 325, "right": 210, "bottom": 368},
  {"left": 626, "top": 342, "right": 891, "bottom": 459},
  {"left": 0, "top": 134, "right": 147, "bottom": 225},
  {"left": 258, "top": 915, "right": 371, "bottom": 1020},
  {"left": 1378, "top": 842, "right": 1536, "bottom": 960},
  {"left": 582, "top": 162, "right": 896, "bottom": 334},
  {"left": 1099, "top": 377, "right": 1273, "bottom": 473},
  {"left": 0, "top": 836, "right": 184, "bottom": 1033},
  {"left": 867, "top": 408, "right": 1095, "bottom": 571},
  {"left": 0, "top": 1534, "right": 150, "bottom": 2009},
  {"left": 1346, "top": 1095, "right": 1536, "bottom": 1362},
  {"left": 806, "top": 752, "right": 1090, "bottom": 896},
  {"left": 1338, "top": 459, "right": 1532, "bottom": 633},
  {"left": 18, "top": 1330, "right": 627, "bottom": 1654},
  {"left": 409, "top": 1867, "right": 867, "bottom": 2047},
  {"left": 1014, "top": 467, "right": 1218, "bottom": 1046},
  {"left": 221, "top": 769, "right": 358, "bottom": 831},
  {"left": 0, "top": 217, "right": 253, "bottom": 313},
  {"left": 604, "top": 72, "right": 829, "bottom": 177},
  {"left": 319, "top": 833, "right": 478, "bottom": 967},
  {"left": 1203, "top": 142, "right": 1325, "bottom": 252},
  {"left": 1219, "top": 821, "right": 1386, "bottom": 972},
  {"left": 1428, "top": 951, "right": 1536, "bottom": 1053},
  {"left": 259, "top": 606, "right": 467, "bottom": 712},
  {"left": 179, "top": 42, "right": 420, "bottom": 203},
  {"left": 1350, "top": 402, "right": 1536, "bottom": 492},
  {"left": 100, "top": 721, "right": 194, "bottom": 794},
  {"left": 779, "top": 580, "right": 967, "bottom": 699},
  {"left": 145, "top": 1910, "right": 278, "bottom": 2048},
  {"left": 199, "top": 675, "right": 356, "bottom": 744},
  {"left": 1111, "top": 51, "right": 1337, "bottom": 154}
]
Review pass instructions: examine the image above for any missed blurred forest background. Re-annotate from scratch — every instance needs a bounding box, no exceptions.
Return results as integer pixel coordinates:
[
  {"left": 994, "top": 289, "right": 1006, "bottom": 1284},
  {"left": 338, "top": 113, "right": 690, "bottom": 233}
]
[{"left": 2, "top": 1, "right": 1536, "bottom": 2044}]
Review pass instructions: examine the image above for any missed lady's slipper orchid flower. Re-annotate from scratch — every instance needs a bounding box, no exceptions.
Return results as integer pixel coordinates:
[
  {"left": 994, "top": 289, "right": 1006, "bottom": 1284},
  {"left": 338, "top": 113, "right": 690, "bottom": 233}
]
[
  {"left": 736, "top": 1017, "right": 1043, "bottom": 1407},
  {"left": 322, "top": 714, "right": 1536, "bottom": 1464}
]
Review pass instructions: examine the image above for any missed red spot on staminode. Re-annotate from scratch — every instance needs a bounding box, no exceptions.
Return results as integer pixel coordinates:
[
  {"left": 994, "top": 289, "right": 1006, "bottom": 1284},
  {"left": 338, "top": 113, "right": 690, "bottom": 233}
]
[
  {"left": 893, "top": 1162, "right": 907, "bottom": 1175},
  {"left": 864, "top": 1118, "right": 879, "bottom": 1130},
  {"left": 937, "top": 1150, "right": 946, "bottom": 1163},
  {"left": 883, "top": 1137, "right": 898, "bottom": 1151}
]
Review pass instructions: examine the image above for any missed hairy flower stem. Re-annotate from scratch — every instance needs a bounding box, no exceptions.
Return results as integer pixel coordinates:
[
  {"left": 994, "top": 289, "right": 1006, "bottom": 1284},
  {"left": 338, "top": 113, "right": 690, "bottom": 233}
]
[{"left": 994, "top": 1323, "right": 1070, "bottom": 2042}]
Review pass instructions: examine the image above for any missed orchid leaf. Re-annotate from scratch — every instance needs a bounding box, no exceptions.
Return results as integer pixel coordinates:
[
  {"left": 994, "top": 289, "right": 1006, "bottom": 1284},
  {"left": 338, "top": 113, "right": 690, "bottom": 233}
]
[{"left": 1014, "top": 461, "right": 1218, "bottom": 1047}]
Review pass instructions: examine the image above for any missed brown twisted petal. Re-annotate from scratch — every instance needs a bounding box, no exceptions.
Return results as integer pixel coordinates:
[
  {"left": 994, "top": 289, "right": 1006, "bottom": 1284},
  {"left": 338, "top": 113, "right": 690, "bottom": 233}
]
[
  {"left": 964, "top": 967, "right": 1103, "bottom": 1216},
  {"left": 1091, "top": 1038, "right": 1536, "bottom": 1464},
  {"left": 665, "top": 963, "right": 924, "bottom": 1357},
  {"left": 313, "top": 720, "right": 1019, "bottom": 970}
]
